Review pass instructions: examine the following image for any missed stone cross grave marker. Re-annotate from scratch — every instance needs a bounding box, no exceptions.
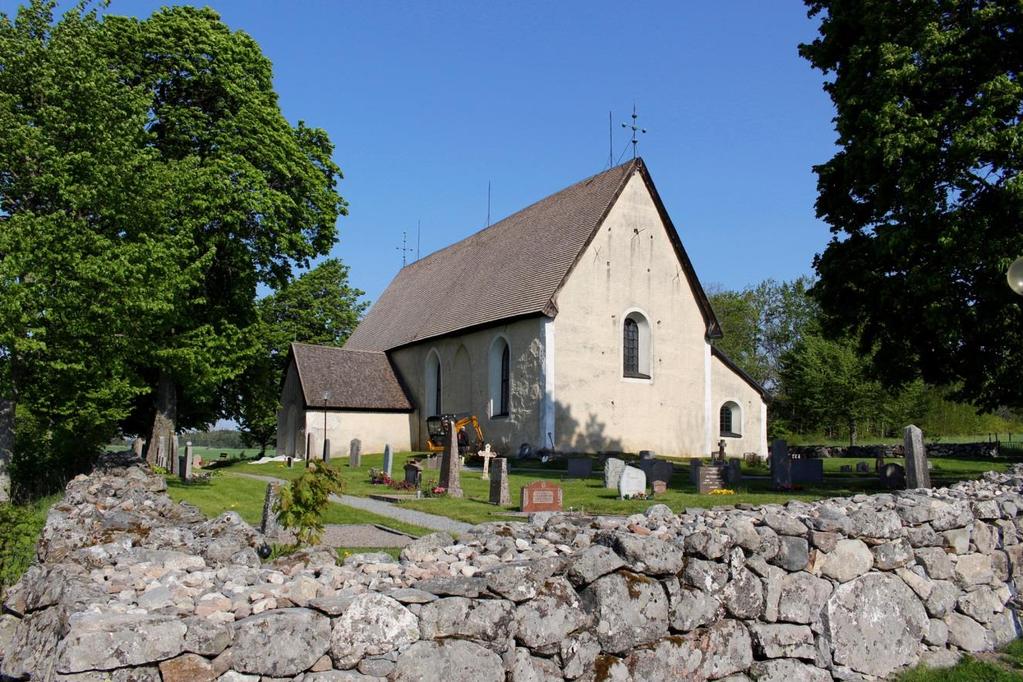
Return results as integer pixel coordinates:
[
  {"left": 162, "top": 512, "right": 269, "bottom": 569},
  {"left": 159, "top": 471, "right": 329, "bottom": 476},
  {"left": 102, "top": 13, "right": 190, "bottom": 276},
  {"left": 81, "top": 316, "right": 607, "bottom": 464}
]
[
  {"left": 903, "top": 424, "right": 931, "bottom": 489},
  {"left": 349, "top": 438, "right": 361, "bottom": 467},
  {"left": 489, "top": 457, "right": 510, "bottom": 505},
  {"left": 438, "top": 418, "right": 463, "bottom": 498},
  {"left": 618, "top": 465, "right": 647, "bottom": 499},
  {"left": 383, "top": 444, "right": 394, "bottom": 478},
  {"left": 180, "top": 441, "right": 193, "bottom": 482},
  {"left": 478, "top": 443, "right": 496, "bottom": 480},
  {"left": 715, "top": 439, "right": 726, "bottom": 463},
  {"left": 322, "top": 438, "right": 331, "bottom": 463},
  {"left": 566, "top": 458, "right": 593, "bottom": 479},
  {"left": 521, "top": 480, "right": 562, "bottom": 513},
  {"left": 260, "top": 483, "right": 282, "bottom": 539},
  {"left": 604, "top": 457, "right": 626, "bottom": 489},
  {"left": 770, "top": 439, "right": 792, "bottom": 489}
]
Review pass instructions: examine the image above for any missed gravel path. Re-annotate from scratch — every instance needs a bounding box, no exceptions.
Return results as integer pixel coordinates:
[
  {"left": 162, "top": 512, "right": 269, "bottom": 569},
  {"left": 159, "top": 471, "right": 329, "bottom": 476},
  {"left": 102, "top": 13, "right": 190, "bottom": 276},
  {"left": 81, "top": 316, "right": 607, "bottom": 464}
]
[{"left": 232, "top": 472, "right": 472, "bottom": 535}]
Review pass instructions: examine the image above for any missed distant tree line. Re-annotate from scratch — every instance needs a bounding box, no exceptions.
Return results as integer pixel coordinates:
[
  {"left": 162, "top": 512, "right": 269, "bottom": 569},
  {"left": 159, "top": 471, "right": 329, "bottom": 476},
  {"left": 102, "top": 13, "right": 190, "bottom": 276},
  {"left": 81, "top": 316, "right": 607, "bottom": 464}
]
[
  {"left": 0, "top": 2, "right": 362, "bottom": 501},
  {"left": 709, "top": 279, "right": 1023, "bottom": 445}
]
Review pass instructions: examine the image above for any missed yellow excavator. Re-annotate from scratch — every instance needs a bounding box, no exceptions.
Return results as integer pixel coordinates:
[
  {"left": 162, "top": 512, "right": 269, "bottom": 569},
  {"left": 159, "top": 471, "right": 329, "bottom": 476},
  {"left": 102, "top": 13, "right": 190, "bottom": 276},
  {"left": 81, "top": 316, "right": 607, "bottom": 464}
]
[{"left": 426, "top": 414, "right": 486, "bottom": 457}]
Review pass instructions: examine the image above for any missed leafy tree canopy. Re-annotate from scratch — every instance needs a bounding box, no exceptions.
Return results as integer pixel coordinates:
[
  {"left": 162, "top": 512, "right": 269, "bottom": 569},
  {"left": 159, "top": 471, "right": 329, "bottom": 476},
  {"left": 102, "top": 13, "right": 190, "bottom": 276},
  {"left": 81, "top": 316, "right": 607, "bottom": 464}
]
[{"left": 801, "top": 0, "right": 1023, "bottom": 410}]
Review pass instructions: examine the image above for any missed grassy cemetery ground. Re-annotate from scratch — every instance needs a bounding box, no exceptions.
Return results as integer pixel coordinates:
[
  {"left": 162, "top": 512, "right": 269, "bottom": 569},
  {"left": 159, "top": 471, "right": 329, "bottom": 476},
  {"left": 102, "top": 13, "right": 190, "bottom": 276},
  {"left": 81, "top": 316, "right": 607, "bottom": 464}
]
[
  {"left": 208, "top": 450, "right": 1015, "bottom": 526},
  {"left": 897, "top": 639, "right": 1023, "bottom": 681}
]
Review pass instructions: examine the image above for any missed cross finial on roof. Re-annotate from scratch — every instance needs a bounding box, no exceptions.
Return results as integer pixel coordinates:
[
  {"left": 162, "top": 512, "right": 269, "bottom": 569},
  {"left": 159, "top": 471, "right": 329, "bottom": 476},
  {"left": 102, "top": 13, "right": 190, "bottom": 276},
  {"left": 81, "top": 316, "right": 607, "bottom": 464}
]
[
  {"left": 396, "top": 231, "right": 414, "bottom": 267},
  {"left": 621, "top": 104, "right": 647, "bottom": 159}
]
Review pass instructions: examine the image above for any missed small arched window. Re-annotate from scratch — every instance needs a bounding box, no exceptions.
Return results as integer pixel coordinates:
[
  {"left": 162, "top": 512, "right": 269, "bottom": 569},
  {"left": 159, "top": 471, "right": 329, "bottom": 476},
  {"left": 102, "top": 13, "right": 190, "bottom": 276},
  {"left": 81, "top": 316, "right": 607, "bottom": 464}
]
[
  {"left": 425, "top": 351, "right": 442, "bottom": 417},
  {"left": 720, "top": 401, "right": 741, "bottom": 437},
  {"left": 623, "top": 312, "right": 651, "bottom": 379},
  {"left": 489, "top": 336, "right": 511, "bottom": 417}
]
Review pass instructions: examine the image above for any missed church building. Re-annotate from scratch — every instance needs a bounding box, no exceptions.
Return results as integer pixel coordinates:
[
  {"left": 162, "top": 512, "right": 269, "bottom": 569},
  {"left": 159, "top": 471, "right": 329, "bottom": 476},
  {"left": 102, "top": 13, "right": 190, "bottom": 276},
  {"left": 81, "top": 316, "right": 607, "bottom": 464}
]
[{"left": 276, "top": 158, "right": 768, "bottom": 459}]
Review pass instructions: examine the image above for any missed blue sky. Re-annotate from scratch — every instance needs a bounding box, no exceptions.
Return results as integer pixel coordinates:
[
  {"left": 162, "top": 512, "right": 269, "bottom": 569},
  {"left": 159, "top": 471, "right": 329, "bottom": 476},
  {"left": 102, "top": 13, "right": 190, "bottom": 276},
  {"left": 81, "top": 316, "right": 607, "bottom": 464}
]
[{"left": 48, "top": 0, "right": 837, "bottom": 303}]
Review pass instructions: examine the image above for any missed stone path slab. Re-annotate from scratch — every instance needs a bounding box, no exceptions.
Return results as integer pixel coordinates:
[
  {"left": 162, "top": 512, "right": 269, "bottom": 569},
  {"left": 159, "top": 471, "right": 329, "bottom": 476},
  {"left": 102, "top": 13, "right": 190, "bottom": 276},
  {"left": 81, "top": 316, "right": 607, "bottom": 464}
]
[{"left": 232, "top": 473, "right": 472, "bottom": 535}]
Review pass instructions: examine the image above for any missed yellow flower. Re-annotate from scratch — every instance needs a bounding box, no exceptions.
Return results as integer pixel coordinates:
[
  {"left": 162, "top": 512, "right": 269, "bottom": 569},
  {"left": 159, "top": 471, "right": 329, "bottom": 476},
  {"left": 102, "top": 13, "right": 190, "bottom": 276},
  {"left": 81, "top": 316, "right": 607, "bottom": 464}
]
[{"left": 708, "top": 488, "right": 735, "bottom": 495}]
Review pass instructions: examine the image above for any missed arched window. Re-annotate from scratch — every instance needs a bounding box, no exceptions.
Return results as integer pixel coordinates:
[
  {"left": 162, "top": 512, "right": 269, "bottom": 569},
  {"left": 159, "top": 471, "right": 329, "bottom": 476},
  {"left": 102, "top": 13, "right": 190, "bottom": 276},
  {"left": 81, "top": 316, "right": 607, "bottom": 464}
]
[
  {"left": 425, "top": 351, "right": 442, "bottom": 417},
  {"left": 720, "top": 401, "right": 741, "bottom": 437},
  {"left": 489, "top": 336, "right": 511, "bottom": 417},
  {"left": 622, "top": 311, "right": 651, "bottom": 379}
]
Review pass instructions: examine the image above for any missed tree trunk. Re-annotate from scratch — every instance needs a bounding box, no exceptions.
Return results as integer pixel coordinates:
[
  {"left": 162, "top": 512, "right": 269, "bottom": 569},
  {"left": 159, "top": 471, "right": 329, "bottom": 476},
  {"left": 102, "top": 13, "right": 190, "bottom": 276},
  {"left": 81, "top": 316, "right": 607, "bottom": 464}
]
[
  {"left": 849, "top": 418, "right": 858, "bottom": 447},
  {"left": 146, "top": 371, "right": 177, "bottom": 468},
  {"left": 0, "top": 398, "right": 13, "bottom": 503}
]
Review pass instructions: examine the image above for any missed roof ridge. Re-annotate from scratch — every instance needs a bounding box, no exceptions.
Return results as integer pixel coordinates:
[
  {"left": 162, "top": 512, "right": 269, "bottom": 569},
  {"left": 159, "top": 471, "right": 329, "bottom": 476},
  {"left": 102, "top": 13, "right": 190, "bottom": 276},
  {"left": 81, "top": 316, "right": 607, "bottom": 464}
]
[
  {"left": 401, "top": 158, "right": 640, "bottom": 273},
  {"left": 291, "top": 342, "right": 383, "bottom": 355}
]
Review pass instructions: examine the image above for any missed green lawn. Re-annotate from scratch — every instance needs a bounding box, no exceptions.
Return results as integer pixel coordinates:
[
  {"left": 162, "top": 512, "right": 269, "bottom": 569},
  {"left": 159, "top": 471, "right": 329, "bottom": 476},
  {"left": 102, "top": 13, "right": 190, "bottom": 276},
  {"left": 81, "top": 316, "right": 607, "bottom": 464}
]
[
  {"left": 898, "top": 640, "right": 1023, "bottom": 681},
  {"left": 164, "top": 472, "right": 431, "bottom": 538},
  {"left": 216, "top": 451, "right": 1009, "bottom": 526},
  {"left": 787, "top": 433, "right": 1018, "bottom": 446}
]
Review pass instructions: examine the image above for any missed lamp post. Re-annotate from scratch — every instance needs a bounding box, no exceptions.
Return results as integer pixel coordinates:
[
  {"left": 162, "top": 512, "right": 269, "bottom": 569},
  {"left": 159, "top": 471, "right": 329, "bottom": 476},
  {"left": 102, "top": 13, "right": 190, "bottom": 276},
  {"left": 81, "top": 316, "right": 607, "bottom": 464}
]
[
  {"left": 1009, "top": 256, "right": 1023, "bottom": 296},
  {"left": 322, "top": 391, "right": 331, "bottom": 462}
]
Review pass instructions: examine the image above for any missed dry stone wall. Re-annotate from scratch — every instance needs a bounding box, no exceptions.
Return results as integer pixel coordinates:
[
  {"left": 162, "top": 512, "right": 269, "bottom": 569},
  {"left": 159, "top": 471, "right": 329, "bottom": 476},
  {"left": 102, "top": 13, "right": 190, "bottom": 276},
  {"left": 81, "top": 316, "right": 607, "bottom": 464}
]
[{"left": 2, "top": 451, "right": 1023, "bottom": 681}]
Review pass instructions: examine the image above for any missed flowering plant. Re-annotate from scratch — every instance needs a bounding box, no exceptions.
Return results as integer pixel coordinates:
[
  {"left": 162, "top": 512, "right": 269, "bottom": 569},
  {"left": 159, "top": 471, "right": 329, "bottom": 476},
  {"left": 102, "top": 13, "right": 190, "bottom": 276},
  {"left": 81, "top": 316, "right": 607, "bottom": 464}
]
[{"left": 709, "top": 488, "right": 735, "bottom": 495}]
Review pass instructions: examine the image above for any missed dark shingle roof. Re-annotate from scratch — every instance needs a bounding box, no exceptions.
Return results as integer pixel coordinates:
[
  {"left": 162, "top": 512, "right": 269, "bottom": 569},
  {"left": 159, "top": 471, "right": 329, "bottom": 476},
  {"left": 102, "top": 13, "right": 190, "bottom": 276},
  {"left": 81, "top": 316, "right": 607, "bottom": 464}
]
[
  {"left": 290, "top": 343, "right": 412, "bottom": 411},
  {"left": 345, "top": 158, "right": 720, "bottom": 352}
]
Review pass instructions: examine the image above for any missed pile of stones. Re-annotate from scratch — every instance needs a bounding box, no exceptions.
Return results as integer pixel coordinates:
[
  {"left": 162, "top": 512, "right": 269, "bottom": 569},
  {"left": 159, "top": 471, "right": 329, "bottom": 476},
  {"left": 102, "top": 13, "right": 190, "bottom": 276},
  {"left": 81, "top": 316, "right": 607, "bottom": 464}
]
[{"left": 1, "top": 451, "right": 1022, "bottom": 681}]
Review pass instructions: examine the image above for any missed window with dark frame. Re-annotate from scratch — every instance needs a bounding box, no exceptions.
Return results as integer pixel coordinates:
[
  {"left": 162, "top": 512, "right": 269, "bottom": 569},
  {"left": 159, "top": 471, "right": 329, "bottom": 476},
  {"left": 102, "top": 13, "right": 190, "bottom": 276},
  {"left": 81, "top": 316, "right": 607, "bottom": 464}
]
[
  {"left": 498, "top": 344, "right": 510, "bottom": 416},
  {"left": 435, "top": 362, "right": 442, "bottom": 415},
  {"left": 720, "top": 404, "right": 733, "bottom": 435},
  {"left": 623, "top": 317, "right": 646, "bottom": 378}
]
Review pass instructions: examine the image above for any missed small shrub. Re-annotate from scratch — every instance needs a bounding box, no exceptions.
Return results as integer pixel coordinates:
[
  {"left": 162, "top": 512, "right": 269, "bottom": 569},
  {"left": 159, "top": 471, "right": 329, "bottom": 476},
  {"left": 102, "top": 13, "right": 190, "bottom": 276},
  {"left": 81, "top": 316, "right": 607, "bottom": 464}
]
[
  {"left": 0, "top": 497, "right": 54, "bottom": 599},
  {"left": 274, "top": 463, "right": 345, "bottom": 546}
]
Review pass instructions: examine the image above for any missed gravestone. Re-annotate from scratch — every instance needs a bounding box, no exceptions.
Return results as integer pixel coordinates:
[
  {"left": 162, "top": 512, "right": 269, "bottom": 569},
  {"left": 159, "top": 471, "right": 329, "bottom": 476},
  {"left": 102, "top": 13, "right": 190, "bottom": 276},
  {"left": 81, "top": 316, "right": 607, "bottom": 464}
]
[
  {"left": 404, "top": 461, "right": 422, "bottom": 487},
  {"left": 322, "top": 438, "right": 331, "bottom": 463},
  {"left": 287, "top": 456, "right": 293, "bottom": 468},
  {"left": 697, "top": 464, "right": 726, "bottom": 494},
  {"left": 903, "top": 424, "right": 931, "bottom": 489},
  {"left": 618, "top": 465, "right": 647, "bottom": 499},
  {"left": 840, "top": 465, "right": 852, "bottom": 473},
  {"left": 489, "top": 457, "right": 510, "bottom": 505},
  {"left": 566, "top": 458, "right": 593, "bottom": 479},
  {"left": 714, "top": 439, "right": 727, "bottom": 464},
  {"left": 638, "top": 459, "right": 673, "bottom": 490},
  {"left": 639, "top": 450, "right": 655, "bottom": 461},
  {"left": 131, "top": 438, "right": 144, "bottom": 458},
  {"left": 770, "top": 440, "right": 792, "bottom": 489},
  {"left": 791, "top": 458, "right": 824, "bottom": 484},
  {"left": 155, "top": 436, "right": 167, "bottom": 470},
  {"left": 603, "top": 457, "right": 626, "bottom": 489},
  {"left": 179, "top": 441, "right": 193, "bottom": 482},
  {"left": 880, "top": 462, "right": 906, "bottom": 490},
  {"left": 478, "top": 444, "right": 496, "bottom": 480},
  {"left": 689, "top": 458, "right": 702, "bottom": 485},
  {"left": 651, "top": 480, "right": 667, "bottom": 495},
  {"left": 724, "top": 458, "right": 742, "bottom": 485},
  {"left": 260, "top": 483, "right": 282, "bottom": 539},
  {"left": 521, "top": 480, "right": 562, "bottom": 512},
  {"left": 349, "top": 438, "right": 362, "bottom": 467},
  {"left": 383, "top": 445, "right": 394, "bottom": 478},
  {"left": 855, "top": 461, "right": 870, "bottom": 473},
  {"left": 438, "top": 419, "right": 463, "bottom": 498}
]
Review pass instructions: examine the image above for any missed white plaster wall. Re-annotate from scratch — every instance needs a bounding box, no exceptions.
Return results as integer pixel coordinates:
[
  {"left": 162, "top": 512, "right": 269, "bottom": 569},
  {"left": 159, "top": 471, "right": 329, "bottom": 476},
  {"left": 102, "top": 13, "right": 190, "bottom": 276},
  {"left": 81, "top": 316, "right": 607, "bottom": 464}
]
[
  {"left": 711, "top": 354, "right": 766, "bottom": 457},
  {"left": 388, "top": 317, "right": 544, "bottom": 453},
  {"left": 552, "top": 173, "right": 711, "bottom": 457},
  {"left": 303, "top": 410, "right": 411, "bottom": 456}
]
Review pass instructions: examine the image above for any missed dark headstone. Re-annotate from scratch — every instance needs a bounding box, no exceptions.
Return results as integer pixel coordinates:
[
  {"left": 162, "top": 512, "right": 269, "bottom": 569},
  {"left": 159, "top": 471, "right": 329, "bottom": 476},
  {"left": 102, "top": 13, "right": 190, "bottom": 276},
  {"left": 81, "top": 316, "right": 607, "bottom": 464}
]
[
  {"left": 566, "top": 458, "right": 593, "bottom": 479},
  {"left": 179, "top": 441, "right": 193, "bottom": 482},
  {"left": 791, "top": 459, "right": 824, "bottom": 484},
  {"left": 489, "top": 458, "right": 510, "bottom": 505},
  {"left": 638, "top": 460, "right": 673, "bottom": 489},
  {"left": 438, "top": 419, "right": 463, "bottom": 498},
  {"left": 322, "top": 438, "right": 331, "bottom": 462},
  {"left": 639, "top": 450, "right": 655, "bottom": 461},
  {"left": 855, "top": 461, "right": 870, "bottom": 473},
  {"left": 404, "top": 461, "right": 423, "bottom": 487},
  {"left": 840, "top": 465, "right": 852, "bottom": 473},
  {"left": 880, "top": 462, "right": 906, "bottom": 490},
  {"left": 521, "top": 480, "right": 563, "bottom": 513},
  {"left": 904, "top": 424, "right": 931, "bottom": 489},
  {"left": 770, "top": 440, "right": 792, "bottom": 489},
  {"left": 697, "top": 464, "right": 726, "bottom": 494},
  {"left": 724, "top": 458, "right": 742, "bottom": 485}
]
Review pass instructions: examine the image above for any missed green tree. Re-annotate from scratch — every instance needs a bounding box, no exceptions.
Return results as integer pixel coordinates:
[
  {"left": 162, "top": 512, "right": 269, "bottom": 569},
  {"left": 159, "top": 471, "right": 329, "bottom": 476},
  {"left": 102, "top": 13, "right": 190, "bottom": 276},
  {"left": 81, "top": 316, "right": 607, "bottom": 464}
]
[
  {"left": 801, "top": 0, "right": 1023, "bottom": 410},
  {"left": 229, "top": 260, "right": 366, "bottom": 453},
  {"left": 100, "top": 7, "right": 347, "bottom": 458},
  {"left": 0, "top": 2, "right": 201, "bottom": 498},
  {"left": 274, "top": 464, "right": 345, "bottom": 546}
]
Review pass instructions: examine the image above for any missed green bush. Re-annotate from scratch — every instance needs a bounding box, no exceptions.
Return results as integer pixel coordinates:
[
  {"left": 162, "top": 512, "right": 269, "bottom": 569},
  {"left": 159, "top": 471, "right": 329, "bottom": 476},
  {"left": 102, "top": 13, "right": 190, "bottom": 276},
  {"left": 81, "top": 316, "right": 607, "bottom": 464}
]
[
  {"left": 0, "top": 496, "right": 56, "bottom": 599},
  {"left": 274, "top": 464, "right": 345, "bottom": 546}
]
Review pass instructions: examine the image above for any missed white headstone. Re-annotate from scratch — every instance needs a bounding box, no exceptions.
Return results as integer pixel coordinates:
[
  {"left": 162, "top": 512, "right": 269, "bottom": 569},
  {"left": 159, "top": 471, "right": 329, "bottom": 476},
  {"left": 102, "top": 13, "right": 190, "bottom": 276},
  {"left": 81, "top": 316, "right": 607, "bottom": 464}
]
[{"left": 618, "top": 465, "right": 647, "bottom": 500}]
